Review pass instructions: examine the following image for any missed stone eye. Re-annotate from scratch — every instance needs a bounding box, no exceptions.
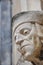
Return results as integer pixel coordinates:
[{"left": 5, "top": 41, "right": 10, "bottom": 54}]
[
  {"left": 24, "top": 30, "right": 28, "bottom": 34},
  {"left": 20, "top": 28, "right": 30, "bottom": 35}
]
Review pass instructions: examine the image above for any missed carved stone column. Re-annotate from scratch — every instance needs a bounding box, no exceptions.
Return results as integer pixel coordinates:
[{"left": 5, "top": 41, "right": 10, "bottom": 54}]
[{"left": 12, "top": 0, "right": 41, "bottom": 16}]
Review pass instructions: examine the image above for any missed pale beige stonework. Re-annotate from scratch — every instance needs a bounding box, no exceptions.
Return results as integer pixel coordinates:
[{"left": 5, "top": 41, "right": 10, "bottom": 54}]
[{"left": 12, "top": 0, "right": 41, "bottom": 16}]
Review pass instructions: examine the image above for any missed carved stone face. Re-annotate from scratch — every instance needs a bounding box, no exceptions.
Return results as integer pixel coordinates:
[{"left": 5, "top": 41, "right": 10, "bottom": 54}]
[
  {"left": 12, "top": 12, "right": 43, "bottom": 65},
  {"left": 14, "top": 22, "right": 35, "bottom": 55},
  {"left": 13, "top": 22, "right": 43, "bottom": 57}
]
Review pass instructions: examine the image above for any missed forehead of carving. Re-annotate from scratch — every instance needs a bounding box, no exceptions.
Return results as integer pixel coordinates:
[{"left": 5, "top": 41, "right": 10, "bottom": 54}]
[
  {"left": 14, "top": 23, "right": 32, "bottom": 33},
  {"left": 12, "top": 11, "right": 43, "bottom": 31}
]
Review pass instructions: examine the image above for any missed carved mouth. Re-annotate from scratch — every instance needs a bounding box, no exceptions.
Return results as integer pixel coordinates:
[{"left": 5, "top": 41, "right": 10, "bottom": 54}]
[
  {"left": 16, "top": 39, "right": 34, "bottom": 50},
  {"left": 20, "top": 44, "right": 31, "bottom": 49},
  {"left": 20, "top": 40, "right": 34, "bottom": 49},
  {"left": 19, "top": 43, "right": 34, "bottom": 56},
  {"left": 17, "top": 40, "right": 35, "bottom": 56}
]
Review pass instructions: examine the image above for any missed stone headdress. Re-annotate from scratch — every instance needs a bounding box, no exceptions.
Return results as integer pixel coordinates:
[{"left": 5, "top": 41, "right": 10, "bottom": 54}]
[{"left": 12, "top": 11, "right": 43, "bottom": 30}]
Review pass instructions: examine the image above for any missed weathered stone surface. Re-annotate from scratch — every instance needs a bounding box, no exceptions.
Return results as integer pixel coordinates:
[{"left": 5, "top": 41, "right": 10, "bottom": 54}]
[{"left": 12, "top": 11, "right": 43, "bottom": 65}]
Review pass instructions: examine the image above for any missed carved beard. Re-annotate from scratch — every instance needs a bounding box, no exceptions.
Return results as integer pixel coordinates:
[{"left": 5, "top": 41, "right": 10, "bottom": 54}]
[{"left": 14, "top": 22, "right": 42, "bottom": 59}]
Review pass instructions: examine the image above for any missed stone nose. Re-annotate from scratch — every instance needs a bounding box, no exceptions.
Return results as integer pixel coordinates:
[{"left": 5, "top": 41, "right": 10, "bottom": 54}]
[{"left": 15, "top": 33, "right": 25, "bottom": 45}]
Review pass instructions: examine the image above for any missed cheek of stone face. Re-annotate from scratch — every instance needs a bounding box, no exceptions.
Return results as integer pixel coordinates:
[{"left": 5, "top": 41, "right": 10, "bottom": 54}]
[{"left": 36, "top": 24, "right": 43, "bottom": 43}]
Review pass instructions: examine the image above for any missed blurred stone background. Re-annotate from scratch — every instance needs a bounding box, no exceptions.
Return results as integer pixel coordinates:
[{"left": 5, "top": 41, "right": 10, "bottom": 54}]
[
  {"left": 0, "top": 0, "right": 43, "bottom": 65},
  {"left": 0, "top": 0, "right": 12, "bottom": 65}
]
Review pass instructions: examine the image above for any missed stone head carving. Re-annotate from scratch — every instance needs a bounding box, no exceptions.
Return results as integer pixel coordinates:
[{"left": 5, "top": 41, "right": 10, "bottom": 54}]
[{"left": 12, "top": 11, "right": 43, "bottom": 65}]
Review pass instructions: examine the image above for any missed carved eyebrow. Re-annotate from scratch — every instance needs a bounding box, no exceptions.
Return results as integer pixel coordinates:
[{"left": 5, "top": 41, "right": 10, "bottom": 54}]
[
  {"left": 13, "top": 22, "right": 32, "bottom": 33},
  {"left": 20, "top": 28, "right": 31, "bottom": 32}
]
